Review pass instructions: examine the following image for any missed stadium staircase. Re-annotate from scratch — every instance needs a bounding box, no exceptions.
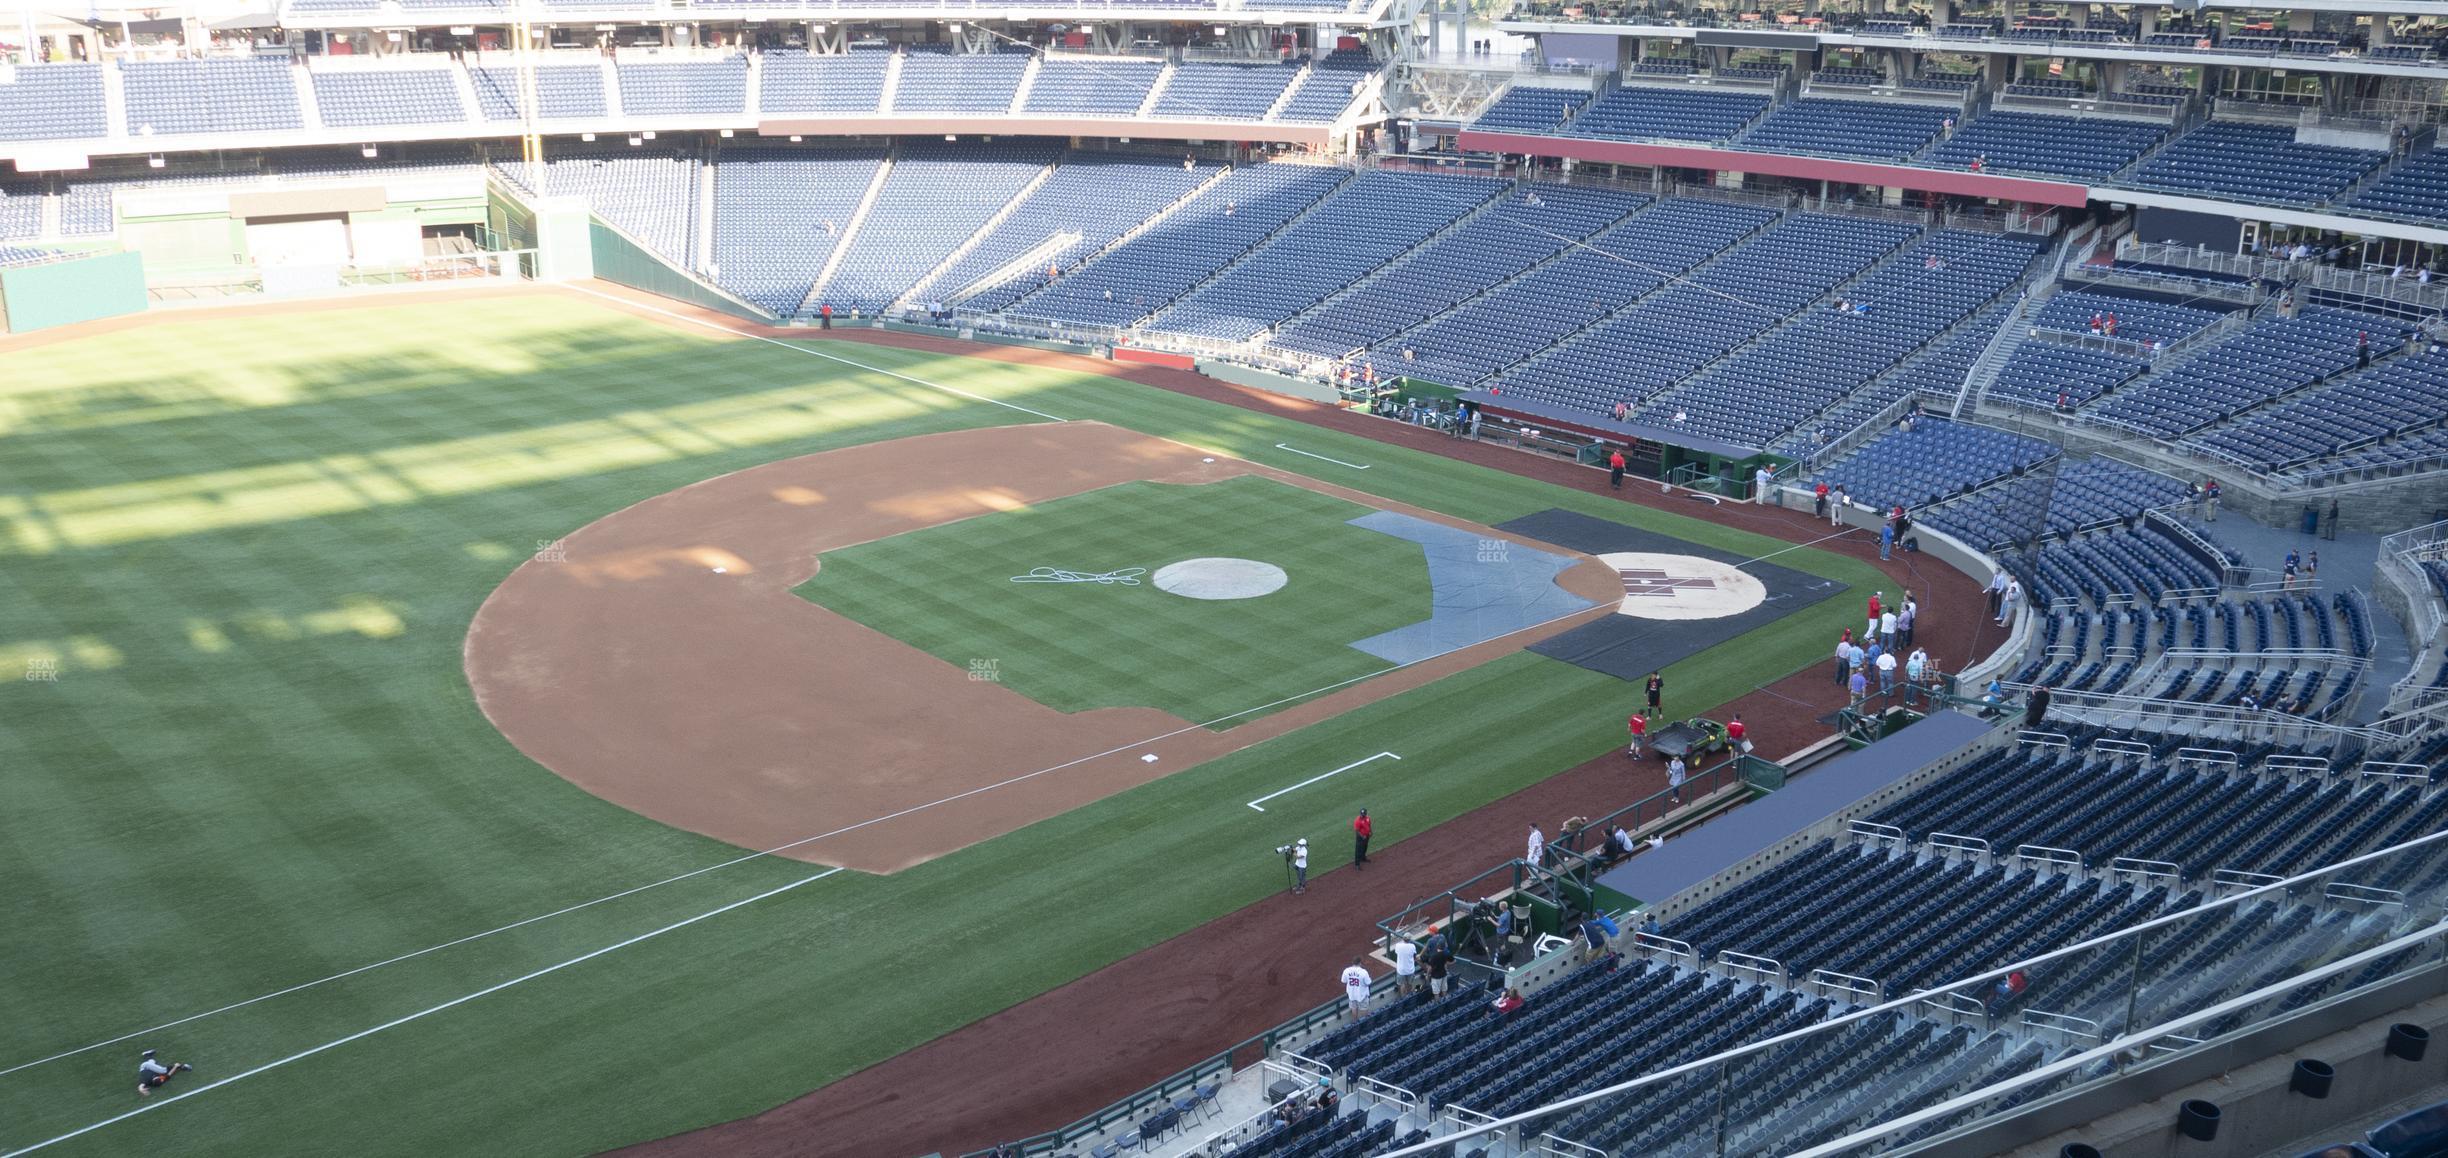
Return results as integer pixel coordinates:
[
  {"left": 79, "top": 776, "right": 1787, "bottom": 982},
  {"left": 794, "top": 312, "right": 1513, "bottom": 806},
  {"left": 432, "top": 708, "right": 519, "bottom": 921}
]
[
  {"left": 293, "top": 61, "right": 325, "bottom": 133},
  {"left": 742, "top": 50, "right": 763, "bottom": 116},
  {"left": 951, "top": 162, "right": 1236, "bottom": 309},
  {"left": 892, "top": 155, "right": 1060, "bottom": 311},
  {"left": 1355, "top": 194, "right": 1702, "bottom": 373},
  {"left": 1244, "top": 177, "right": 1523, "bottom": 350},
  {"left": 448, "top": 62, "right": 485, "bottom": 130},
  {"left": 1112, "top": 164, "right": 1357, "bottom": 331},
  {"left": 800, "top": 150, "right": 896, "bottom": 314},
  {"left": 1262, "top": 63, "right": 1311, "bottom": 122},
  {"left": 1464, "top": 200, "right": 1798, "bottom": 386},
  {"left": 1007, "top": 54, "right": 1042, "bottom": 113},
  {"left": 1953, "top": 283, "right": 2048, "bottom": 417},
  {"left": 878, "top": 50, "right": 907, "bottom": 113},
  {"left": 99, "top": 61, "right": 129, "bottom": 141},
  {"left": 598, "top": 58, "right": 623, "bottom": 118},
  {"left": 1133, "top": 63, "right": 1176, "bottom": 117}
]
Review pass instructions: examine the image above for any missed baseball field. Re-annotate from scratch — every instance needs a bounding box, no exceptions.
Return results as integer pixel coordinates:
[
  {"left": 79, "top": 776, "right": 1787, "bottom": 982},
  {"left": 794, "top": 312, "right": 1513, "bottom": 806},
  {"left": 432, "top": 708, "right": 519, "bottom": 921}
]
[{"left": 0, "top": 286, "right": 1894, "bottom": 1155}]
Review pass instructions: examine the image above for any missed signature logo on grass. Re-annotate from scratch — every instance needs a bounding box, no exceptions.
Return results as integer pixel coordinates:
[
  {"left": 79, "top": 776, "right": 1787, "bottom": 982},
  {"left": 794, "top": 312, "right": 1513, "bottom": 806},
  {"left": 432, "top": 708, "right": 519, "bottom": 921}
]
[
  {"left": 968, "top": 658, "right": 1002, "bottom": 683},
  {"left": 534, "top": 539, "right": 568, "bottom": 564},
  {"left": 24, "top": 658, "right": 58, "bottom": 682}
]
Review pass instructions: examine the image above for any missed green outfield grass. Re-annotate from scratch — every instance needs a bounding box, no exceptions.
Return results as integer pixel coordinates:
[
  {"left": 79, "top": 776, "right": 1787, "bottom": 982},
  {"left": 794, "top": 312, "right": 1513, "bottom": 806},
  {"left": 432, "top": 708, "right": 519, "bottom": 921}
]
[
  {"left": 802, "top": 475, "right": 1427, "bottom": 723},
  {"left": 0, "top": 291, "right": 1892, "bottom": 1156}
]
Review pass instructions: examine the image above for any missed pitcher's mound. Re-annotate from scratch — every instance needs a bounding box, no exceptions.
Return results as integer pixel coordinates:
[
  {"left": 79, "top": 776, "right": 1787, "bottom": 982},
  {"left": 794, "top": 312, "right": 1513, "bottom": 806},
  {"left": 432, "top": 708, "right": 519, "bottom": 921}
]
[{"left": 1154, "top": 557, "right": 1288, "bottom": 600}]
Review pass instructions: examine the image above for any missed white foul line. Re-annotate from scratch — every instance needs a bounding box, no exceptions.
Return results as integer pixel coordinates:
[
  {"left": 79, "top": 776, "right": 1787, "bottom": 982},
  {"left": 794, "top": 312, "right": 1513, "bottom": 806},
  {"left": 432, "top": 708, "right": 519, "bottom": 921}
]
[
  {"left": 1247, "top": 752, "right": 1402, "bottom": 812},
  {"left": 0, "top": 867, "right": 842, "bottom": 1158},
  {"left": 1272, "top": 443, "right": 1371, "bottom": 469},
  {"left": 561, "top": 283, "right": 1070, "bottom": 423}
]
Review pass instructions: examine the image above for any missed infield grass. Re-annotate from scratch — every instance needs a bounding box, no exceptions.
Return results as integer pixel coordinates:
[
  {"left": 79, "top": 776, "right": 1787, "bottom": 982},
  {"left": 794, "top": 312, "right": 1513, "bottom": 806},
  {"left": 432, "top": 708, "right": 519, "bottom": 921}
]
[
  {"left": 0, "top": 290, "right": 1898, "bottom": 1156},
  {"left": 801, "top": 476, "right": 1427, "bottom": 723}
]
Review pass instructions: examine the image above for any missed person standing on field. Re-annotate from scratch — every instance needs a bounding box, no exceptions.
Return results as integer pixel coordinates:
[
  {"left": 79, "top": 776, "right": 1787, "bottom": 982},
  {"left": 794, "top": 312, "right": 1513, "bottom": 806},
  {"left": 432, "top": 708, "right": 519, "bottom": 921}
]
[
  {"left": 1609, "top": 448, "right": 1628, "bottom": 490},
  {"left": 1645, "top": 671, "right": 1664, "bottom": 718},
  {"left": 1352, "top": 809, "right": 1372, "bottom": 868},
  {"left": 1292, "top": 837, "right": 1309, "bottom": 894},
  {"left": 1626, "top": 710, "right": 1647, "bottom": 758}
]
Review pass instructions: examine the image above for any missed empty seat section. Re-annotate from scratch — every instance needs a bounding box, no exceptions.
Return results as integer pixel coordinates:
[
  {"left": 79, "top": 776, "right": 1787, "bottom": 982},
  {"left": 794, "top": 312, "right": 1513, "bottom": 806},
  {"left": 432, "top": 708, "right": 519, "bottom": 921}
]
[
  {"left": 1736, "top": 97, "right": 1952, "bottom": 161},
  {"left": 1147, "top": 171, "right": 1506, "bottom": 342},
  {"left": 0, "top": 63, "right": 107, "bottom": 140},
  {"left": 928, "top": 155, "right": 1218, "bottom": 312},
  {"left": 2128, "top": 121, "right": 2385, "bottom": 206},
  {"left": 1920, "top": 111, "right": 2168, "bottom": 180},
  {"left": 1563, "top": 84, "right": 1769, "bottom": 142},
  {"left": 1275, "top": 49, "right": 1375, "bottom": 122},
  {"left": 2184, "top": 348, "right": 2448, "bottom": 471},
  {"left": 892, "top": 50, "right": 1026, "bottom": 113},
  {"left": 1499, "top": 214, "right": 1920, "bottom": 431},
  {"left": 708, "top": 147, "right": 886, "bottom": 313},
  {"left": 123, "top": 57, "right": 303, "bottom": 135},
  {"left": 311, "top": 68, "right": 467, "bottom": 127},
  {"left": 1394, "top": 198, "right": 1778, "bottom": 388},
  {"left": 1152, "top": 62, "right": 1300, "bottom": 119},
  {"left": 1020, "top": 57, "right": 1163, "bottom": 115},
  {"left": 1006, "top": 163, "right": 1347, "bottom": 327},
  {"left": 616, "top": 57, "right": 747, "bottom": 116},
  {"left": 819, "top": 141, "right": 1059, "bottom": 314},
  {"left": 2347, "top": 147, "right": 2448, "bottom": 224},
  {"left": 2087, "top": 308, "right": 2407, "bottom": 437},
  {"left": 1469, "top": 85, "right": 1589, "bottom": 134},
  {"left": 495, "top": 149, "right": 700, "bottom": 267},
  {"left": 757, "top": 50, "right": 888, "bottom": 114},
  {"left": 472, "top": 64, "right": 609, "bottom": 121},
  {"left": 1265, "top": 184, "right": 1645, "bottom": 362},
  {"left": 1631, "top": 227, "right": 2042, "bottom": 447},
  {"left": 1814, "top": 417, "right": 2058, "bottom": 512}
]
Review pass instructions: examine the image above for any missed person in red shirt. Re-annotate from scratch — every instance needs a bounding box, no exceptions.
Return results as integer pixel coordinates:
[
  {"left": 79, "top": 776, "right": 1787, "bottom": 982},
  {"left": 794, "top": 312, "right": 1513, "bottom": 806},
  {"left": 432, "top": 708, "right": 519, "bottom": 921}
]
[
  {"left": 1352, "top": 809, "right": 1372, "bottom": 868},
  {"left": 1867, "top": 592, "right": 1883, "bottom": 641},
  {"left": 1608, "top": 449, "right": 1627, "bottom": 490},
  {"left": 1727, "top": 714, "right": 1749, "bottom": 755},
  {"left": 819, "top": 303, "right": 833, "bottom": 331},
  {"left": 1626, "top": 712, "right": 1647, "bottom": 759},
  {"left": 1813, "top": 481, "right": 1830, "bottom": 520}
]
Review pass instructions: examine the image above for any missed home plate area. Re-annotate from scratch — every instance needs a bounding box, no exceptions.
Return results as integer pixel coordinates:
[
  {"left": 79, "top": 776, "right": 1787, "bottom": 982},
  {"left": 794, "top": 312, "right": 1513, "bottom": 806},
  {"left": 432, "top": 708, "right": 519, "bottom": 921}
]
[
  {"left": 1598, "top": 551, "right": 1768, "bottom": 621},
  {"left": 1495, "top": 509, "right": 1851, "bottom": 683}
]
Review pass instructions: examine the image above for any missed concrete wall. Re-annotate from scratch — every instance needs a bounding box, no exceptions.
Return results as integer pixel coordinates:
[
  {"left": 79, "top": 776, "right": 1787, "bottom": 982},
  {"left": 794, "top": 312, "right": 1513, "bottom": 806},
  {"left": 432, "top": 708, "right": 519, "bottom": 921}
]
[
  {"left": 2003, "top": 987, "right": 2448, "bottom": 1158},
  {"left": 1968, "top": 407, "right": 2448, "bottom": 535}
]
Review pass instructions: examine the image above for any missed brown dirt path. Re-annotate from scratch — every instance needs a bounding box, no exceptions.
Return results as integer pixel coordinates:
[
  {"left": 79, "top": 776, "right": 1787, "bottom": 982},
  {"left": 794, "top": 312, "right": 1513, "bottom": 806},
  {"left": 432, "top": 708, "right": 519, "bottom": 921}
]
[
  {"left": 465, "top": 420, "right": 1621, "bottom": 874},
  {"left": 1, "top": 286, "right": 2003, "bottom": 1156},
  {"left": 563, "top": 283, "right": 2002, "bottom": 1156}
]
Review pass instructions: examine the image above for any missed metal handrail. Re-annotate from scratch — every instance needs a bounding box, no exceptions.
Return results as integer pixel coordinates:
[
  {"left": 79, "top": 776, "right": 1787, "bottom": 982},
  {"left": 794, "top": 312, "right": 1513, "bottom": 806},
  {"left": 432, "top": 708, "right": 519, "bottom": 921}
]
[{"left": 1367, "top": 831, "right": 2448, "bottom": 1158}]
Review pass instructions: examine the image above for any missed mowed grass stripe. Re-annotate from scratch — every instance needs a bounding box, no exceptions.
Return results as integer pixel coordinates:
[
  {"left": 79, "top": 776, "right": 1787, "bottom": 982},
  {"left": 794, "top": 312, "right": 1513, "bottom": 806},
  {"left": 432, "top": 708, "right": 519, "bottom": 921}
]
[
  {"left": 1, "top": 296, "right": 1892, "bottom": 1155},
  {"left": 803, "top": 477, "right": 1426, "bottom": 723}
]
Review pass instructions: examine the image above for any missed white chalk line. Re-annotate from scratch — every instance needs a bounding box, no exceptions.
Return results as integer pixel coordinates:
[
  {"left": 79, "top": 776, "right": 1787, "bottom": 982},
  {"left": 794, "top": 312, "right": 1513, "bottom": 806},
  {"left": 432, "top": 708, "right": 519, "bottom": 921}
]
[
  {"left": 561, "top": 283, "right": 1070, "bottom": 423},
  {"left": 0, "top": 868, "right": 842, "bottom": 1158},
  {"left": 2, "top": 286, "right": 1603, "bottom": 1141},
  {"left": 4, "top": 590, "right": 1607, "bottom": 1092},
  {"left": 1272, "top": 443, "right": 1372, "bottom": 469},
  {"left": 1247, "top": 752, "right": 1401, "bottom": 812}
]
